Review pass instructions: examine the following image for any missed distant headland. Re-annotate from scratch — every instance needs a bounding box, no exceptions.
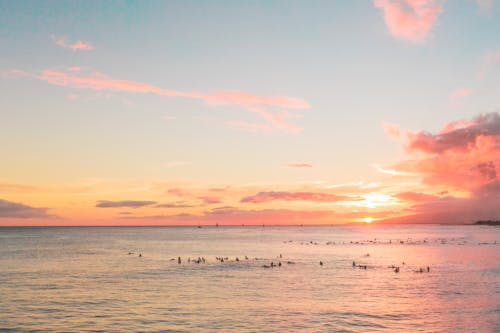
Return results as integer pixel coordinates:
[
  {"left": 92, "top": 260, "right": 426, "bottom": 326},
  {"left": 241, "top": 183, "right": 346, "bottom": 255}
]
[{"left": 474, "top": 220, "right": 500, "bottom": 226}]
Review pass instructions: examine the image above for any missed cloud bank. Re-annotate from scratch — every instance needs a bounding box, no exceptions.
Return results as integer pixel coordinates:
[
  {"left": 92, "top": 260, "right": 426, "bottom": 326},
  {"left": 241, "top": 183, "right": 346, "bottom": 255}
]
[
  {"left": 0, "top": 199, "right": 53, "bottom": 218},
  {"left": 383, "top": 112, "right": 500, "bottom": 223}
]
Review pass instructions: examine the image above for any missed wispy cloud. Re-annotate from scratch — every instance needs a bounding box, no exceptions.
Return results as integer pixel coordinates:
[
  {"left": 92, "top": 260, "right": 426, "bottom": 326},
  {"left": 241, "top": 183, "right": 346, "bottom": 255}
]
[
  {"left": 241, "top": 191, "right": 350, "bottom": 203},
  {"left": 198, "top": 196, "right": 223, "bottom": 204},
  {"left": 373, "top": 164, "right": 413, "bottom": 176},
  {"left": 0, "top": 183, "right": 36, "bottom": 193},
  {"left": 373, "top": 0, "right": 442, "bottom": 43},
  {"left": 96, "top": 200, "right": 157, "bottom": 208},
  {"left": 51, "top": 35, "right": 94, "bottom": 51},
  {"left": 167, "top": 188, "right": 187, "bottom": 197},
  {"left": 286, "top": 163, "right": 313, "bottom": 168},
  {"left": 15, "top": 68, "right": 309, "bottom": 133},
  {"left": 154, "top": 203, "right": 195, "bottom": 208},
  {"left": 0, "top": 199, "right": 53, "bottom": 218},
  {"left": 475, "top": 0, "right": 494, "bottom": 14},
  {"left": 479, "top": 50, "right": 500, "bottom": 79},
  {"left": 449, "top": 88, "right": 472, "bottom": 108}
]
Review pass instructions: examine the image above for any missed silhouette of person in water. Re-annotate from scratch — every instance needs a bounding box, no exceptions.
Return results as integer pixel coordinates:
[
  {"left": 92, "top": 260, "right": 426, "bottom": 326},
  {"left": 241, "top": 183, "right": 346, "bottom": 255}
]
[{"left": 178, "top": 256, "right": 181, "bottom": 264}]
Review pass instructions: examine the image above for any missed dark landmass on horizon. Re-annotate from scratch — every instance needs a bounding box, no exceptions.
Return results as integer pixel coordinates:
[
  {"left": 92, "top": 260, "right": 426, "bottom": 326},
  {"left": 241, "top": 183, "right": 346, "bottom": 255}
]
[{"left": 474, "top": 220, "right": 500, "bottom": 226}]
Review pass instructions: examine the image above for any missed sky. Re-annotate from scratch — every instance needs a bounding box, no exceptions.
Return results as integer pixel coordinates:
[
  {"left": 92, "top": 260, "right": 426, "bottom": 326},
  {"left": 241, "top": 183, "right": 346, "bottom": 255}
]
[{"left": 0, "top": 0, "right": 499, "bottom": 226}]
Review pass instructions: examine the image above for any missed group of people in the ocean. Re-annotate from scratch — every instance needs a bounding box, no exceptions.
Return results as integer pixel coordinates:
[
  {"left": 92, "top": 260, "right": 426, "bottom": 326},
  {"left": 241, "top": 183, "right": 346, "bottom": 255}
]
[{"left": 129, "top": 251, "right": 431, "bottom": 274}]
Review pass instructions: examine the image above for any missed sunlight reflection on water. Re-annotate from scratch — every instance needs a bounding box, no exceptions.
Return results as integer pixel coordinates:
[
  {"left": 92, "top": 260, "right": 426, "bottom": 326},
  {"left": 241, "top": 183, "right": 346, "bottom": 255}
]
[{"left": 0, "top": 225, "right": 498, "bottom": 332}]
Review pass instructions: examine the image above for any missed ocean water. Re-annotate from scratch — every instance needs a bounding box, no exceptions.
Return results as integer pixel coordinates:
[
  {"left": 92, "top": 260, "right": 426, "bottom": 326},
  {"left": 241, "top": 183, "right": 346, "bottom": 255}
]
[{"left": 0, "top": 225, "right": 498, "bottom": 332}]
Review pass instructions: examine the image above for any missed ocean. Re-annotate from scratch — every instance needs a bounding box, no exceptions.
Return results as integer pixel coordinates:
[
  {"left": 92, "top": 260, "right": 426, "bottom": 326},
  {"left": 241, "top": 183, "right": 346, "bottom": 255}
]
[{"left": 0, "top": 225, "right": 498, "bottom": 332}]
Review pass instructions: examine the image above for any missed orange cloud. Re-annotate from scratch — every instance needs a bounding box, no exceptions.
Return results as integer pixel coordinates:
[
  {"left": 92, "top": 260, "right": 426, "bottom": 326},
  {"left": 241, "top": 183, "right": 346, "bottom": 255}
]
[
  {"left": 396, "top": 191, "right": 439, "bottom": 202},
  {"left": 17, "top": 68, "right": 309, "bottom": 133},
  {"left": 241, "top": 191, "right": 350, "bottom": 203},
  {"left": 51, "top": 35, "right": 94, "bottom": 51},
  {"left": 373, "top": 0, "right": 442, "bottom": 43}
]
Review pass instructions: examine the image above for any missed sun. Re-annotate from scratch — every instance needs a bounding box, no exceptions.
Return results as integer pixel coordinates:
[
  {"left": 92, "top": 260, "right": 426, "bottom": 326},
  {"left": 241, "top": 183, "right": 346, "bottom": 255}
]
[{"left": 363, "top": 217, "right": 374, "bottom": 224}]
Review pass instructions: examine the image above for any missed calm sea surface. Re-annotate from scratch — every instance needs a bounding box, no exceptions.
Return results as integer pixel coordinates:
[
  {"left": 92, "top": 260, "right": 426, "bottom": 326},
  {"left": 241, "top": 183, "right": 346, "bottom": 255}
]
[{"left": 0, "top": 225, "right": 498, "bottom": 332}]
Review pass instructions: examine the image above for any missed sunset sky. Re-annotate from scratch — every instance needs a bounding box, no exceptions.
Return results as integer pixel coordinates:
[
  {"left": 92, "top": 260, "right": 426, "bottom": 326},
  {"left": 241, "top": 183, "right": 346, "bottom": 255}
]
[{"left": 1, "top": 0, "right": 499, "bottom": 225}]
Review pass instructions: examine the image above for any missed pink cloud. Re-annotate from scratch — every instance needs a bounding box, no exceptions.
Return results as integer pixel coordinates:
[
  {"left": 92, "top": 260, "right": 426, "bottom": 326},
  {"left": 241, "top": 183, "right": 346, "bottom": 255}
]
[
  {"left": 406, "top": 113, "right": 498, "bottom": 155},
  {"left": 52, "top": 36, "right": 94, "bottom": 51},
  {"left": 449, "top": 88, "right": 472, "bottom": 108},
  {"left": 167, "top": 188, "right": 187, "bottom": 197},
  {"left": 386, "top": 112, "right": 500, "bottom": 191},
  {"left": 382, "top": 114, "right": 500, "bottom": 223},
  {"left": 373, "top": 0, "right": 442, "bottom": 43},
  {"left": 198, "top": 196, "right": 223, "bottom": 204},
  {"left": 16, "top": 68, "right": 308, "bottom": 133},
  {"left": 241, "top": 191, "right": 350, "bottom": 203},
  {"left": 286, "top": 163, "right": 313, "bottom": 168},
  {"left": 1, "top": 69, "right": 29, "bottom": 79},
  {"left": 383, "top": 122, "right": 411, "bottom": 139}
]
